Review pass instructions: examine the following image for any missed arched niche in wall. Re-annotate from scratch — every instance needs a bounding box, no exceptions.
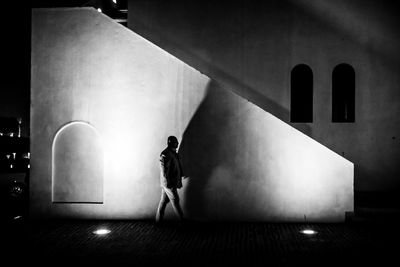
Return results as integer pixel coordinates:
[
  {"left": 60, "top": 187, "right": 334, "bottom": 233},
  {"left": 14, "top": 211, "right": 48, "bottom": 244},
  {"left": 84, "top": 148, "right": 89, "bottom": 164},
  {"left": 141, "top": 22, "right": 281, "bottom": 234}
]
[
  {"left": 52, "top": 121, "right": 104, "bottom": 203},
  {"left": 290, "top": 64, "right": 313, "bottom": 123},
  {"left": 332, "top": 63, "right": 355, "bottom": 122}
]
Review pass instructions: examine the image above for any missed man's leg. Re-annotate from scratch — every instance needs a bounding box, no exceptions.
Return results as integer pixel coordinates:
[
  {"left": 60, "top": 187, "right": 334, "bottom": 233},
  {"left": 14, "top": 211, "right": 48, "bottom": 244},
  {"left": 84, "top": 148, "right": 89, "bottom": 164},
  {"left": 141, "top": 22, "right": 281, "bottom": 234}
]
[
  {"left": 155, "top": 189, "right": 169, "bottom": 223},
  {"left": 163, "top": 187, "right": 184, "bottom": 221}
]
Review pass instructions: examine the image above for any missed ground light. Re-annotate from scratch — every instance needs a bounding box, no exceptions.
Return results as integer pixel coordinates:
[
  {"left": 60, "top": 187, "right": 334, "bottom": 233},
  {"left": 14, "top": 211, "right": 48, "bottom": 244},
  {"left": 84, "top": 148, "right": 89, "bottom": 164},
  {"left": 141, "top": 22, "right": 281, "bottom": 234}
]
[
  {"left": 300, "top": 229, "right": 318, "bottom": 235},
  {"left": 93, "top": 228, "right": 111, "bottom": 235}
]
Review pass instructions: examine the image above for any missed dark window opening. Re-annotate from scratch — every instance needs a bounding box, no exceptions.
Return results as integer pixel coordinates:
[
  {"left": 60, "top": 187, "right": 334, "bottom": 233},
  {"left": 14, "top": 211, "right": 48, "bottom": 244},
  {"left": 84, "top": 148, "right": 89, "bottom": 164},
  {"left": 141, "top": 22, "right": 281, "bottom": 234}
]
[
  {"left": 332, "top": 64, "right": 355, "bottom": 122},
  {"left": 291, "top": 64, "right": 313, "bottom": 123}
]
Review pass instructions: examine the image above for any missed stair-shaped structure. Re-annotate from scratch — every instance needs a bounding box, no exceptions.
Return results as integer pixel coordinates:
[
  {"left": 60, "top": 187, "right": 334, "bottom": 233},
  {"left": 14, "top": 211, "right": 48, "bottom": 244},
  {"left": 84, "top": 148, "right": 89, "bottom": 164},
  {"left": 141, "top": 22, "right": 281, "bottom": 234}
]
[{"left": 30, "top": 8, "right": 353, "bottom": 222}]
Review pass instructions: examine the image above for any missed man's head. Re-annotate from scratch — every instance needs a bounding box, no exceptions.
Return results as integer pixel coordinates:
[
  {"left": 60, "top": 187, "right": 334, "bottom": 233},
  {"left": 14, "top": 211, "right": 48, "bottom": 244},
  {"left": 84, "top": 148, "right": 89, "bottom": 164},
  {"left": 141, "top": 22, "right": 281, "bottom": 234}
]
[{"left": 167, "top": 136, "right": 179, "bottom": 150}]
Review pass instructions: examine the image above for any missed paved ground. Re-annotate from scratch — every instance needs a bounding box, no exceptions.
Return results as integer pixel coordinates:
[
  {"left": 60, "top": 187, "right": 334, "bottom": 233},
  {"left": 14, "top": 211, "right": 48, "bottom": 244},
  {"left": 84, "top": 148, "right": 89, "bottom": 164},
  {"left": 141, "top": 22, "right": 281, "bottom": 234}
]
[{"left": 2, "top": 218, "right": 399, "bottom": 267}]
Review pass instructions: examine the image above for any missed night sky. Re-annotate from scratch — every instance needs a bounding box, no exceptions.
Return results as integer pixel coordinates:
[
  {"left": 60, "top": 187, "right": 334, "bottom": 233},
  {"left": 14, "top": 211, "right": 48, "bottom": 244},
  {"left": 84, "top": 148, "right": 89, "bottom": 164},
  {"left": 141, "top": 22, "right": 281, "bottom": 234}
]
[{"left": 0, "top": 3, "right": 31, "bottom": 137}]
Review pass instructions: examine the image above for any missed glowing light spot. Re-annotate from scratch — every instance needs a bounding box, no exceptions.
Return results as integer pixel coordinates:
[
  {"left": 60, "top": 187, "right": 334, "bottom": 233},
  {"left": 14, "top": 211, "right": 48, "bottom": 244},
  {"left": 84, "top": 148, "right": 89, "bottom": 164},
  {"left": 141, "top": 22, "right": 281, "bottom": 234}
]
[
  {"left": 300, "top": 229, "right": 317, "bottom": 235},
  {"left": 93, "top": 228, "right": 111, "bottom": 235},
  {"left": 97, "top": 8, "right": 102, "bottom": 12},
  {"left": 112, "top": 0, "right": 117, "bottom": 4}
]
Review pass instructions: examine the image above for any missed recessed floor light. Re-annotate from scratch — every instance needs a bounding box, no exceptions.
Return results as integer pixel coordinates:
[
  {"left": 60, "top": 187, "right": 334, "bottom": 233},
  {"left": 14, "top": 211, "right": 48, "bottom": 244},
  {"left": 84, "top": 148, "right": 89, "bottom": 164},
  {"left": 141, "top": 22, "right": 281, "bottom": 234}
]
[
  {"left": 93, "top": 228, "right": 111, "bottom": 235},
  {"left": 300, "top": 229, "right": 317, "bottom": 235}
]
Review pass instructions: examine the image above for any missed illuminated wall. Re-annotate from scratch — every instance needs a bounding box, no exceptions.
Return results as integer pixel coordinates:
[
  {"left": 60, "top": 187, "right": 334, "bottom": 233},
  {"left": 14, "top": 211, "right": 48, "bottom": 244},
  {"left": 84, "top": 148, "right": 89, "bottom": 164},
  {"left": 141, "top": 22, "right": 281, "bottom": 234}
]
[
  {"left": 31, "top": 8, "right": 353, "bottom": 221},
  {"left": 31, "top": 8, "right": 209, "bottom": 219}
]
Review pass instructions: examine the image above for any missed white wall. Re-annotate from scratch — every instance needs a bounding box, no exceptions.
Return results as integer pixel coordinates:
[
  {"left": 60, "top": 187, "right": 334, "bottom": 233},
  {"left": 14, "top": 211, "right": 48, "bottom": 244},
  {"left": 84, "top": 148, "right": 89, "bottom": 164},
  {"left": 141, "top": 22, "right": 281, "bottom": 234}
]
[{"left": 31, "top": 8, "right": 353, "bottom": 221}]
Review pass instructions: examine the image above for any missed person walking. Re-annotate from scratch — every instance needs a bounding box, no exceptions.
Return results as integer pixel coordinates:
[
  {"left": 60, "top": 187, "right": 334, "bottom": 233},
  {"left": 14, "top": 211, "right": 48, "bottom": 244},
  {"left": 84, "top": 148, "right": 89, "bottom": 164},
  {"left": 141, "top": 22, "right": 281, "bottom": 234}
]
[{"left": 155, "top": 136, "right": 187, "bottom": 223}]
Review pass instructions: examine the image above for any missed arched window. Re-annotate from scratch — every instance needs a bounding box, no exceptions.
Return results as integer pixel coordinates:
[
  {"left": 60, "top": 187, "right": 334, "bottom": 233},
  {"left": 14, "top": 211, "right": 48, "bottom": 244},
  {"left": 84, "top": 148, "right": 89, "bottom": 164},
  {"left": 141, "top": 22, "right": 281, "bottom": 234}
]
[
  {"left": 52, "top": 121, "right": 104, "bottom": 203},
  {"left": 291, "top": 64, "right": 313, "bottom": 123},
  {"left": 332, "top": 64, "right": 355, "bottom": 122}
]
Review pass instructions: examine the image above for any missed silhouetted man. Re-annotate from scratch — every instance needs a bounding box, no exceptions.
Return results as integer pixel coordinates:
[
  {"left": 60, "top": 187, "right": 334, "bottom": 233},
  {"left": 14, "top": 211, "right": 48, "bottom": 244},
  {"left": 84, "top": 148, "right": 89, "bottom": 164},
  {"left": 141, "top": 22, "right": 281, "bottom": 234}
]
[{"left": 156, "top": 136, "right": 186, "bottom": 223}]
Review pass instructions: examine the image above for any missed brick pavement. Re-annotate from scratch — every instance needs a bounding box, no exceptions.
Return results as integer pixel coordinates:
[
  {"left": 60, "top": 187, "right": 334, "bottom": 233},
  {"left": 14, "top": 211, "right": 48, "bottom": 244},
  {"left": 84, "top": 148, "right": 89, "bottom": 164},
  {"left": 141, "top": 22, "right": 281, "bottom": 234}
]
[{"left": 3, "top": 218, "right": 399, "bottom": 267}]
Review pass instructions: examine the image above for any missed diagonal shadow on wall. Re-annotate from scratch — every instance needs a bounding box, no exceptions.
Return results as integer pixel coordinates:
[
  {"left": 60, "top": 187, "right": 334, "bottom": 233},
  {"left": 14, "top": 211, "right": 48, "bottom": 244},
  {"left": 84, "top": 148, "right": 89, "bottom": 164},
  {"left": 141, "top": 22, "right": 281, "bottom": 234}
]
[
  {"left": 179, "top": 80, "right": 299, "bottom": 221},
  {"left": 179, "top": 81, "right": 229, "bottom": 220}
]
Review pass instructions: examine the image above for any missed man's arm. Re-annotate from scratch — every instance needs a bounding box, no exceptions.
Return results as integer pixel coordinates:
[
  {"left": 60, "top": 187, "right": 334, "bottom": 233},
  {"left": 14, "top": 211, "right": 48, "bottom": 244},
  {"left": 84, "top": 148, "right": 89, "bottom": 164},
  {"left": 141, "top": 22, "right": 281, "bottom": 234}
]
[
  {"left": 160, "top": 153, "right": 170, "bottom": 179},
  {"left": 160, "top": 152, "right": 174, "bottom": 188}
]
